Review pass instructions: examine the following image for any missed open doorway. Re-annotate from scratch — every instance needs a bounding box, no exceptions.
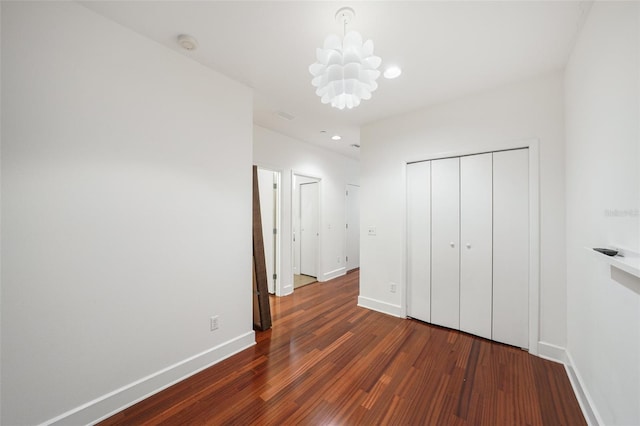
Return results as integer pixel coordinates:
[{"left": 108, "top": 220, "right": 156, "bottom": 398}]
[
  {"left": 293, "top": 173, "right": 320, "bottom": 289},
  {"left": 257, "top": 167, "right": 281, "bottom": 294}
]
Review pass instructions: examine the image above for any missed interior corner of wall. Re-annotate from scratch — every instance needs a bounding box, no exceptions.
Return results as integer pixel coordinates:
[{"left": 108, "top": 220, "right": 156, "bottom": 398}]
[
  {"left": 537, "top": 341, "right": 568, "bottom": 364},
  {"left": 357, "top": 295, "right": 403, "bottom": 318}
]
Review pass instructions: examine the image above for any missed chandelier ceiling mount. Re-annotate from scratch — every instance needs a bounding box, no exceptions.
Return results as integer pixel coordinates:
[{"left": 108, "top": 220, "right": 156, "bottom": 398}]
[{"left": 335, "top": 7, "right": 355, "bottom": 29}]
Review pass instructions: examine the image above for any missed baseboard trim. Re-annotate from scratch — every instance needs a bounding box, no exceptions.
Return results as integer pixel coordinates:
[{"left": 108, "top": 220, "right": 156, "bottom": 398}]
[
  {"left": 357, "top": 296, "right": 403, "bottom": 318},
  {"left": 43, "top": 331, "right": 256, "bottom": 426},
  {"left": 535, "top": 343, "right": 601, "bottom": 425},
  {"left": 537, "top": 341, "right": 569, "bottom": 364},
  {"left": 320, "top": 267, "right": 346, "bottom": 282},
  {"left": 565, "top": 350, "right": 603, "bottom": 426},
  {"left": 280, "top": 284, "right": 293, "bottom": 296}
]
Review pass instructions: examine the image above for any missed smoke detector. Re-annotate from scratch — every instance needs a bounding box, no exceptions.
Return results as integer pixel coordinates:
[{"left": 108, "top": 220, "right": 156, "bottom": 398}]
[{"left": 177, "top": 34, "right": 199, "bottom": 51}]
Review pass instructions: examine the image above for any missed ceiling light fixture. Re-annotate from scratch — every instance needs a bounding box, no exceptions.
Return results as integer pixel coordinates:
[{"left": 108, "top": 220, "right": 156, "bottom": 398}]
[
  {"left": 309, "top": 7, "right": 381, "bottom": 110},
  {"left": 331, "top": 135, "right": 342, "bottom": 141},
  {"left": 383, "top": 65, "right": 402, "bottom": 79}
]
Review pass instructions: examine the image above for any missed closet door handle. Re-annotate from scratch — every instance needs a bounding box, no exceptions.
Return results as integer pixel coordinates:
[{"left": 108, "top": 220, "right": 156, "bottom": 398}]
[
  {"left": 466, "top": 243, "right": 471, "bottom": 249},
  {"left": 450, "top": 242, "right": 455, "bottom": 248}
]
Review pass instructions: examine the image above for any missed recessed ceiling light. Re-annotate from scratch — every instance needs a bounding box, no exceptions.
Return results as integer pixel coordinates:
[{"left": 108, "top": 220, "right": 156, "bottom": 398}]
[
  {"left": 177, "top": 34, "right": 199, "bottom": 51},
  {"left": 383, "top": 65, "right": 402, "bottom": 79},
  {"left": 331, "top": 135, "right": 342, "bottom": 141}
]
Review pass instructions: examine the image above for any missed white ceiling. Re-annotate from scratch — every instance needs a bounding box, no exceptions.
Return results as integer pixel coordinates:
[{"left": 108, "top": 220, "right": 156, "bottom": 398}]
[{"left": 81, "top": 1, "right": 589, "bottom": 160}]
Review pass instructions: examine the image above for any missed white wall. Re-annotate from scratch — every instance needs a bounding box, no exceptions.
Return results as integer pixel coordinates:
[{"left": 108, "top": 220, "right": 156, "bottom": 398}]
[
  {"left": 360, "top": 72, "right": 566, "bottom": 350},
  {"left": 1, "top": 3, "right": 254, "bottom": 425},
  {"left": 565, "top": 3, "right": 639, "bottom": 425},
  {"left": 253, "top": 125, "right": 359, "bottom": 295},
  {"left": 0, "top": 3, "right": 3, "bottom": 422}
]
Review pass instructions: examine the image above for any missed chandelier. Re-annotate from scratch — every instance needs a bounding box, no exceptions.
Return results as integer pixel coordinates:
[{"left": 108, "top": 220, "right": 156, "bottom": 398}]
[{"left": 309, "top": 7, "right": 381, "bottom": 110}]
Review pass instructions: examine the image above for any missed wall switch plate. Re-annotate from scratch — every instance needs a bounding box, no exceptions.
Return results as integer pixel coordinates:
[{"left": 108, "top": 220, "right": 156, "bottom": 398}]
[
  {"left": 390, "top": 282, "right": 397, "bottom": 293},
  {"left": 210, "top": 315, "right": 219, "bottom": 331},
  {"left": 367, "top": 227, "right": 377, "bottom": 236}
]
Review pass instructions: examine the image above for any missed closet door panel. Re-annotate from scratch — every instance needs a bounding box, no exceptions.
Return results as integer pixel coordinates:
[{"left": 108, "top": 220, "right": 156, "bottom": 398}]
[
  {"left": 430, "top": 157, "right": 460, "bottom": 329},
  {"left": 493, "top": 149, "right": 529, "bottom": 348},
  {"left": 407, "top": 162, "right": 431, "bottom": 322},
  {"left": 459, "top": 153, "right": 493, "bottom": 339}
]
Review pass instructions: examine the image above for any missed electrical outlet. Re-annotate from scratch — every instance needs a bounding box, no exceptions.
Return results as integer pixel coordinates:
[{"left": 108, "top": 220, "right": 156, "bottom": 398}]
[
  {"left": 390, "top": 282, "right": 397, "bottom": 293},
  {"left": 368, "top": 227, "right": 377, "bottom": 236},
  {"left": 337, "top": 256, "right": 341, "bottom": 264},
  {"left": 210, "top": 315, "right": 219, "bottom": 331}
]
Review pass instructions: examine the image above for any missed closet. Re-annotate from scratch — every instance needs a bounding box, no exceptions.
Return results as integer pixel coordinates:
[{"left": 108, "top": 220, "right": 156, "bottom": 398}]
[{"left": 407, "top": 148, "right": 529, "bottom": 349}]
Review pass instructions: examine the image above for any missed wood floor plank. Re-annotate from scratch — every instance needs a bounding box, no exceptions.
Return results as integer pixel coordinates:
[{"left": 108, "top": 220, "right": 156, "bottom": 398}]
[{"left": 99, "top": 271, "right": 585, "bottom": 425}]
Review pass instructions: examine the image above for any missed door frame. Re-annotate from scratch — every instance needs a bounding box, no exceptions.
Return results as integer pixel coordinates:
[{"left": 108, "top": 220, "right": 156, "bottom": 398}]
[
  {"left": 292, "top": 171, "right": 322, "bottom": 289},
  {"left": 255, "top": 165, "right": 283, "bottom": 296},
  {"left": 402, "top": 139, "right": 540, "bottom": 355}
]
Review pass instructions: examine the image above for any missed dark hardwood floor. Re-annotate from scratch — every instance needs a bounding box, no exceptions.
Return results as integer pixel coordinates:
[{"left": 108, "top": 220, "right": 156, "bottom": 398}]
[{"left": 100, "top": 271, "right": 585, "bottom": 425}]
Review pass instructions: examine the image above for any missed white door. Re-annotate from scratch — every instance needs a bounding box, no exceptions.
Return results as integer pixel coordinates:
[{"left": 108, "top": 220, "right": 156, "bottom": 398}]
[
  {"left": 300, "top": 182, "right": 319, "bottom": 277},
  {"left": 430, "top": 157, "right": 460, "bottom": 330},
  {"left": 406, "top": 161, "right": 431, "bottom": 323},
  {"left": 346, "top": 184, "right": 360, "bottom": 271},
  {"left": 459, "top": 154, "right": 493, "bottom": 339},
  {"left": 257, "top": 168, "right": 277, "bottom": 294},
  {"left": 493, "top": 149, "right": 529, "bottom": 348}
]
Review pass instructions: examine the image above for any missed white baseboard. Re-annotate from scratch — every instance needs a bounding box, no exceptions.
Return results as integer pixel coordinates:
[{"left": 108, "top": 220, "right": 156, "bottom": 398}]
[
  {"left": 42, "top": 331, "right": 256, "bottom": 426},
  {"left": 535, "top": 343, "right": 600, "bottom": 426},
  {"left": 565, "top": 350, "right": 603, "bottom": 426},
  {"left": 357, "top": 296, "right": 403, "bottom": 318},
  {"left": 537, "top": 341, "right": 569, "bottom": 364},
  {"left": 320, "top": 267, "right": 346, "bottom": 282},
  {"left": 279, "top": 284, "right": 293, "bottom": 296}
]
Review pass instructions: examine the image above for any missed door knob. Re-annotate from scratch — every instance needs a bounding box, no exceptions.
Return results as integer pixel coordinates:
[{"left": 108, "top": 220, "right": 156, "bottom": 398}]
[
  {"left": 450, "top": 242, "right": 455, "bottom": 248},
  {"left": 466, "top": 243, "right": 471, "bottom": 249}
]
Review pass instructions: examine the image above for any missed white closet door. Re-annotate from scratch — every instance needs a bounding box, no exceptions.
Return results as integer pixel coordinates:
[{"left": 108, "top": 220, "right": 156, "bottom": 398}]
[
  {"left": 407, "top": 161, "right": 431, "bottom": 322},
  {"left": 300, "top": 182, "right": 319, "bottom": 277},
  {"left": 430, "top": 157, "right": 460, "bottom": 329},
  {"left": 493, "top": 149, "right": 529, "bottom": 348},
  {"left": 459, "top": 154, "right": 493, "bottom": 339},
  {"left": 345, "top": 184, "right": 360, "bottom": 271}
]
